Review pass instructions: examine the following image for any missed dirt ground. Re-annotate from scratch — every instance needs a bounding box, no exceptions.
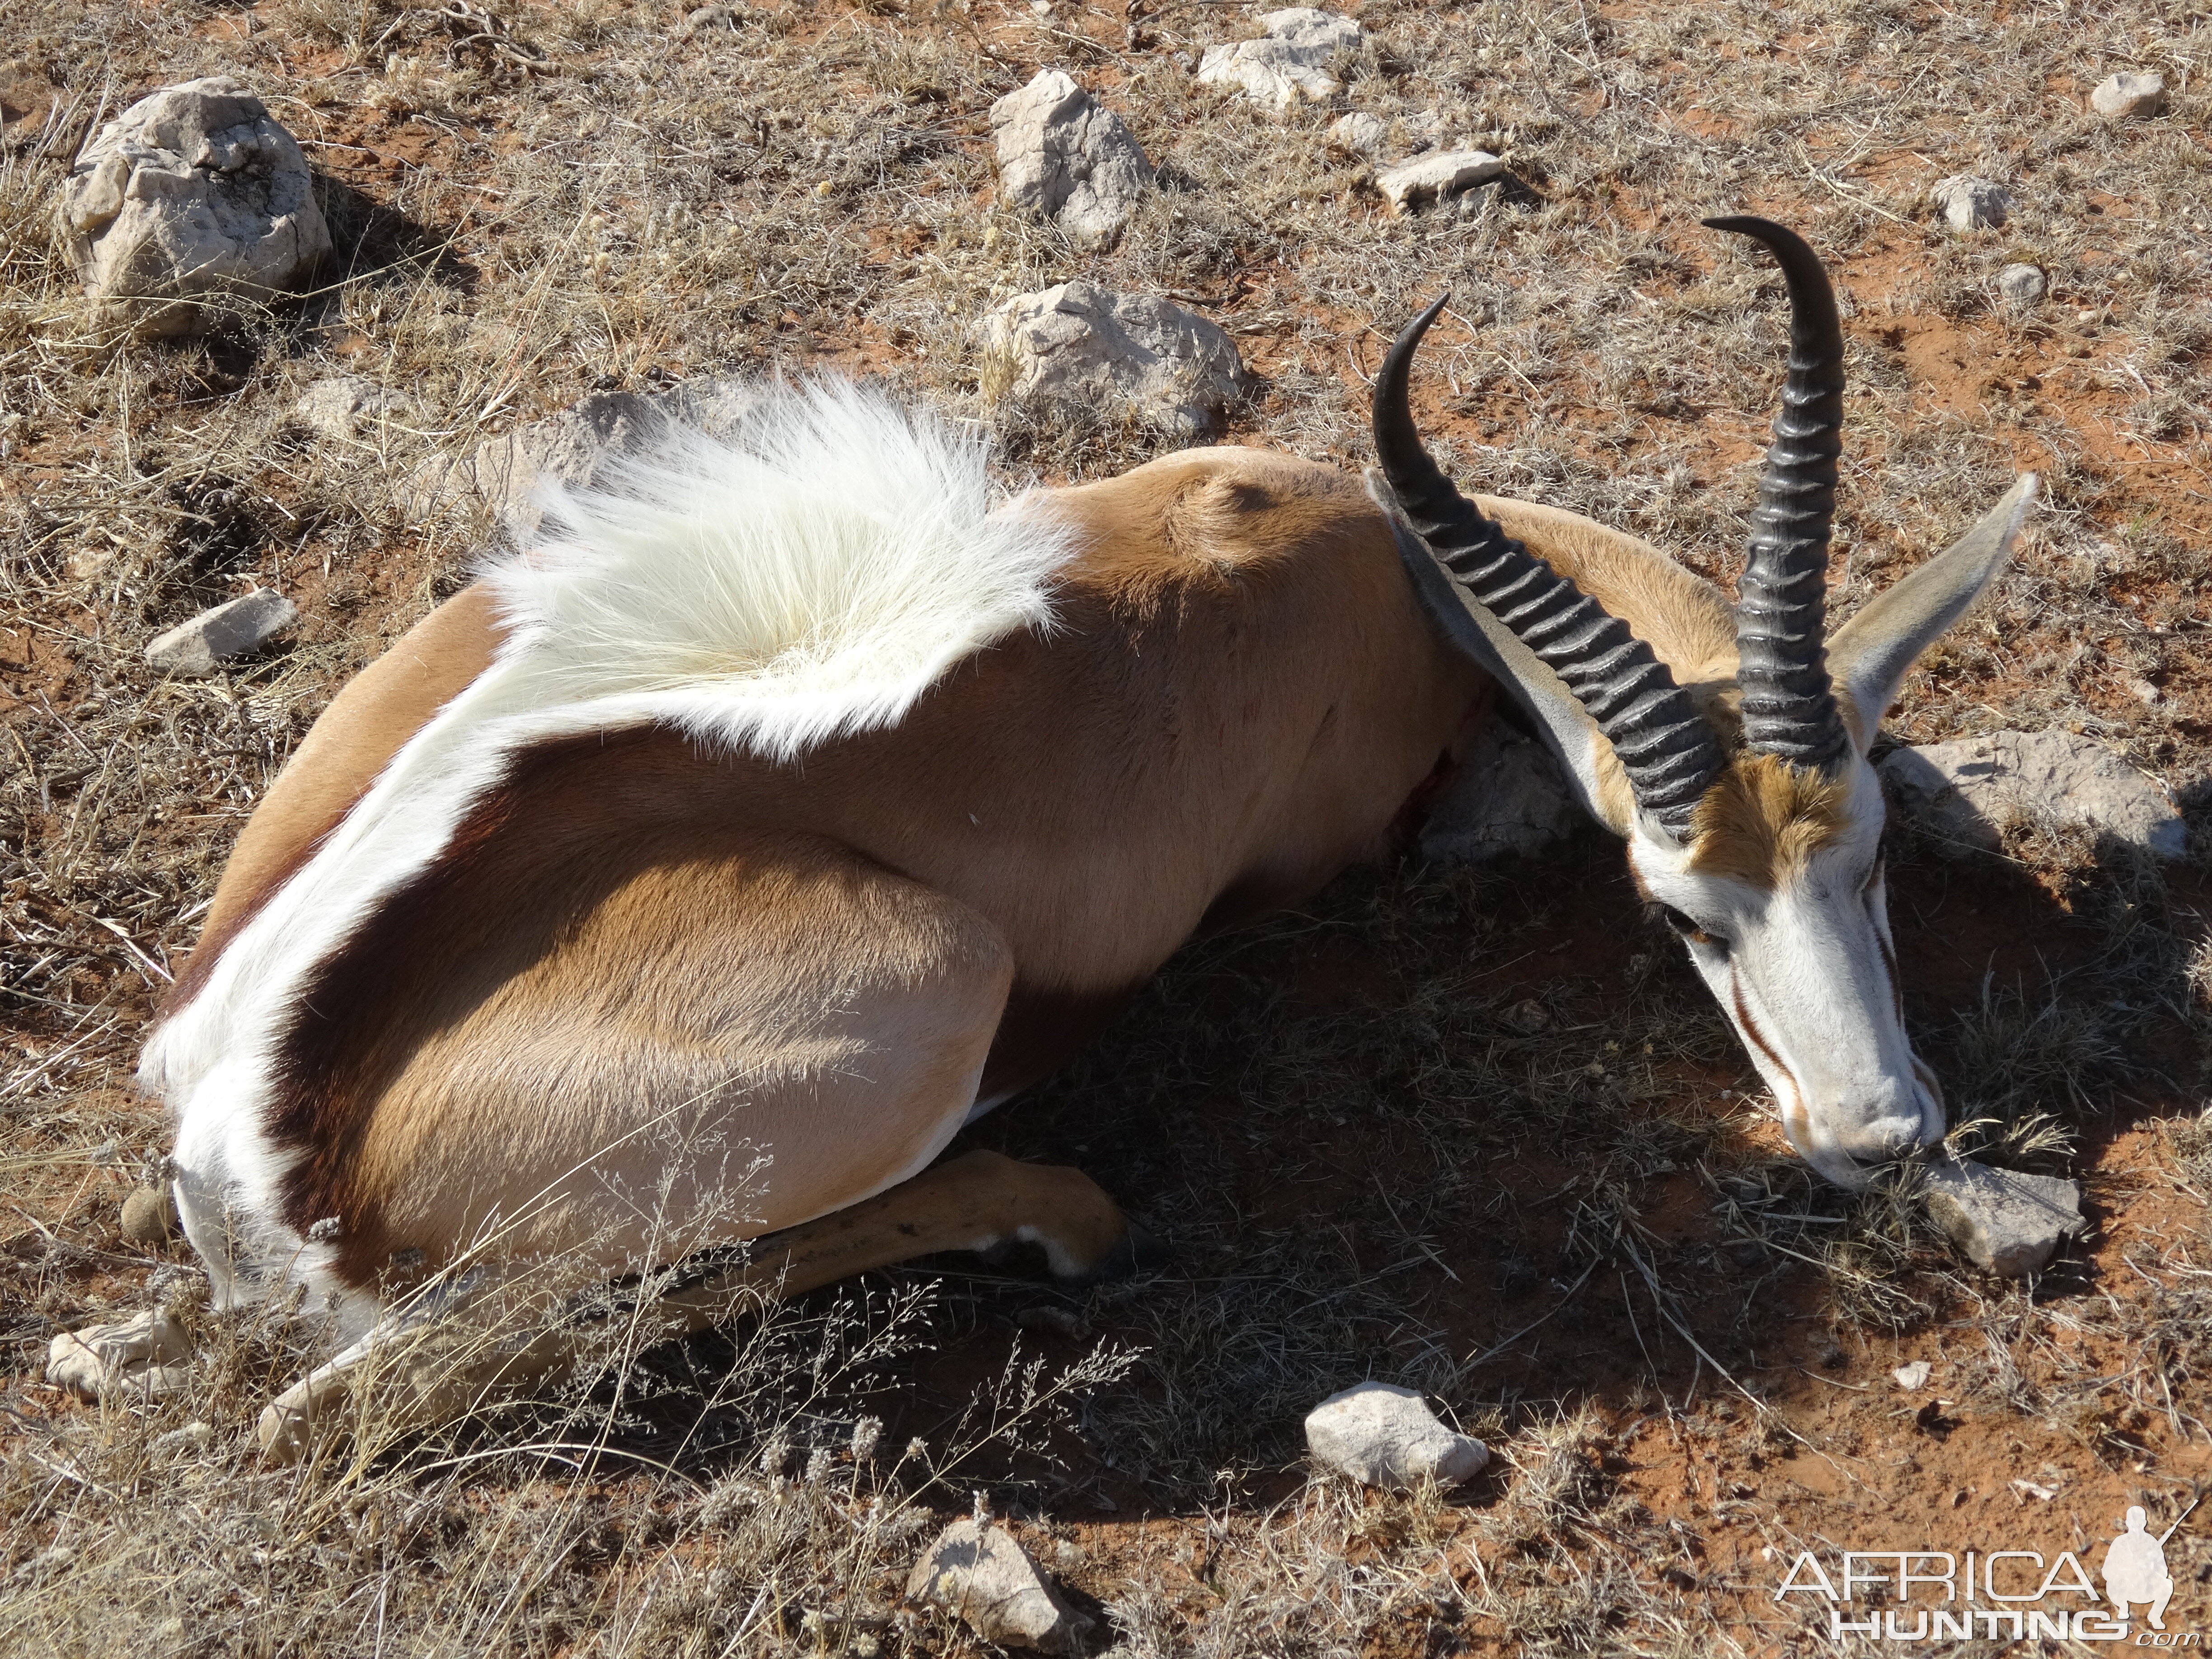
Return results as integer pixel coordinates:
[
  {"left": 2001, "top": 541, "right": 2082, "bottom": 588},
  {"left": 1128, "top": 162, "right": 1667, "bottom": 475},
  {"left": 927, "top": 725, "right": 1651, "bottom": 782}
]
[{"left": 3, "top": 0, "right": 2209, "bottom": 1654}]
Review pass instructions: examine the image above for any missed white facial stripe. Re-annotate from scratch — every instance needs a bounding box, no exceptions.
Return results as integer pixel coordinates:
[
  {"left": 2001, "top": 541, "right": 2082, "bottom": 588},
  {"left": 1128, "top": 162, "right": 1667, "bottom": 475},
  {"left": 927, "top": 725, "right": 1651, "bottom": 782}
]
[{"left": 1630, "top": 762, "right": 1939, "bottom": 1185}]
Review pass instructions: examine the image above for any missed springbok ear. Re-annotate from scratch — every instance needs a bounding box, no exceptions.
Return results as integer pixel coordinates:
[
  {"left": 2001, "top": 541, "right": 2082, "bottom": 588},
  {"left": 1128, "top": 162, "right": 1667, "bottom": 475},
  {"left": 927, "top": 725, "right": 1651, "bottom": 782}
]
[
  {"left": 1825, "top": 474, "right": 2038, "bottom": 752},
  {"left": 1374, "top": 490, "right": 1637, "bottom": 836}
]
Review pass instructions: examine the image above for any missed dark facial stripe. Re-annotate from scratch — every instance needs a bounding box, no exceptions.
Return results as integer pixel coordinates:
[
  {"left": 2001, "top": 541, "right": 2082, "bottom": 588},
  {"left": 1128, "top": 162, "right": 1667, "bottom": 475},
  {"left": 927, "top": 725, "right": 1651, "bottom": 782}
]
[
  {"left": 1730, "top": 981, "right": 1798, "bottom": 1101},
  {"left": 1868, "top": 871, "right": 1904, "bottom": 1023}
]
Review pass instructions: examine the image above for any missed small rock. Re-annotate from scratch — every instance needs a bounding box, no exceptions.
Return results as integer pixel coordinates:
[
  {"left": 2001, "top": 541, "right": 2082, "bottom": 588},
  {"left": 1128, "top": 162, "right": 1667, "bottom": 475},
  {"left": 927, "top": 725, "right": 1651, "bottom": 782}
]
[
  {"left": 56, "top": 77, "right": 331, "bottom": 337},
  {"left": 1920, "top": 1157, "right": 2084, "bottom": 1278},
  {"left": 426, "top": 374, "right": 759, "bottom": 539},
  {"left": 1305, "top": 1381, "right": 1490, "bottom": 1491},
  {"left": 145, "top": 589, "right": 297, "bottom": 677},
  {"left": 290, "top": 374, "right": 413, "bottom": 442},
  {"left": 906, "top": 1518, "right": 1092, "bottom": 1652},
  {"left": 2091, "top": 71, "right": 2166, "bottom": 120},
  {"left": 1255, "top": 8, "right": 1363, "bottom": 55},
  {"left": 1879, "top": 730, "right": 2185, "bottom": 860},
  {"left": 1996, "top": 263, "right": 2047, "bottom": 306},
  {"left": 1196, "top": 8, "right": 1364, "bottom": 109},
  {"left": 119, "top": 1183, "right": 177, "bottom": 1244},
  {"left": 153, "top": 1420, "right": 215, "bottom": 1457},
  {"left": 985, "top": 280, "right": 1250, "bottom": 441},
  {"left": 681, "top": 3, "right": 740, "bottom": 34},
  {"left": 1421, "top": 724, "right": 1581, "bottom": 863},
  {"left": 47, "top": 1308, "right": 192, "bottom": 1400},
  {"left": 990, "top": 69, "right": 1153, "bottom": 252},
  {"left": 1327, "top": 110, "right": 1387, "bottom": 158},
  {"left": 1376, "top": 148, "right": 1506, "bottom": 214},
  {"left": 1892, "top": 1360, "right": 1932, "bottom": 1391},
  {"left": 1502, "top": 998, "right": 1551, "bottom": 1035},
  {"left": 1931, "top": 174, "right": 2009, "bottom": 233}
]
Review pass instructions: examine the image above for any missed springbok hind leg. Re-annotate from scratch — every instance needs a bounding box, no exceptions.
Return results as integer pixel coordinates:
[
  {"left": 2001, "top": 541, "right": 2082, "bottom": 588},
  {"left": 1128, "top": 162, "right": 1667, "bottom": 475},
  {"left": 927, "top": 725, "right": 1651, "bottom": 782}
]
[
  {"left": 667, "top": 1148, "right": 1150, "bottom": 1306},
  {"left": 257, "top": 1150, "right": 1146, "bottom": 1461}
]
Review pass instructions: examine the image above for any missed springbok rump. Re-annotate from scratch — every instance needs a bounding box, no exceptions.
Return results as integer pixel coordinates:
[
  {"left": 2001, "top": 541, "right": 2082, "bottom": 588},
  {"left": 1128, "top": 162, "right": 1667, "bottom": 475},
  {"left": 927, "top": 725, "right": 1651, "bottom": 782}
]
[{"left": 140, "top": 218, "right": 2033, "bottom": 1456}]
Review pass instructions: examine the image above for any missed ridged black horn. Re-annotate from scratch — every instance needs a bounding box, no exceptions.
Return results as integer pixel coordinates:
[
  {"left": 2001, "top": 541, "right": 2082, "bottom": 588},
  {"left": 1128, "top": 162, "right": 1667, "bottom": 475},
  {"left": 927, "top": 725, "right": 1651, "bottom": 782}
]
[
  {"left": 1703, "top": 216, "right": 1852, "bottom": 772},
  {"left": 1375, "top": 295, "right": 1728, "bottom": 838}
]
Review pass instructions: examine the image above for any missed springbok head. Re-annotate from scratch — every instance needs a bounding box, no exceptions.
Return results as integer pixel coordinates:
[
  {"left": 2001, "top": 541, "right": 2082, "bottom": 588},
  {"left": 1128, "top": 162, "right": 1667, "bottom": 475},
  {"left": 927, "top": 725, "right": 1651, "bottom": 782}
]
[{"left": 1371, "top": 216, "right": 2039, "bottom": 1187}]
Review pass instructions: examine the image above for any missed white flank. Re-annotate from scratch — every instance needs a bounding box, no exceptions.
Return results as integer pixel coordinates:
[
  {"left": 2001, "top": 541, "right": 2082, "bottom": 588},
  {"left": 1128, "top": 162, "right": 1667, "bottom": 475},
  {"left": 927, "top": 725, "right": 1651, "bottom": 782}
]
[{"left": 143, "top": 377, "right": 1079, "bottom": 1321}]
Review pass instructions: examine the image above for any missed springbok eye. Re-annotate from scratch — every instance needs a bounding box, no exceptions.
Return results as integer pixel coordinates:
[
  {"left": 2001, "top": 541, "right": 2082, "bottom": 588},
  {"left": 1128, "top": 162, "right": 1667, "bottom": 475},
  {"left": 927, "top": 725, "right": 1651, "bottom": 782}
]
[{"left": 1657, "top": 904, "right": 1729, "bottom": 952}]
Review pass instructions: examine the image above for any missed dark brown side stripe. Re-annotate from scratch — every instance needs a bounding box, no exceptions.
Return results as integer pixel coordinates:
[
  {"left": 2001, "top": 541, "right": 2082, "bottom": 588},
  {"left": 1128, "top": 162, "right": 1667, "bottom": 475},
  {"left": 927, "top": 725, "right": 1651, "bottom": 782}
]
[{"left": 265, "top": 729, "right": 642, "bottom": 1289}]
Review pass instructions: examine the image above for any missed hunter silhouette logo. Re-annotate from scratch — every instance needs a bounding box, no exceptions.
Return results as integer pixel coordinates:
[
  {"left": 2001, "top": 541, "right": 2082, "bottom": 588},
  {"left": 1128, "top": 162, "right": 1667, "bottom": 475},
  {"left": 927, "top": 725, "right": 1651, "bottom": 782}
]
[
  {"left": 2104, "top": 1502, "right": 2194, "bottom": 1631},
  {"left": 1773, "top": 1498, "right": 2198, "bottom": 1644}
]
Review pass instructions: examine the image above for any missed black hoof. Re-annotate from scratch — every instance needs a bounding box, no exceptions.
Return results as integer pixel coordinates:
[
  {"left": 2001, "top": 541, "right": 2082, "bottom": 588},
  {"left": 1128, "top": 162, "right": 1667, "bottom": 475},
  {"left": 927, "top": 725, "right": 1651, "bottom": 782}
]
[{"left": 1078, "top": 1223, "right": 1172, "bottom": 1284}]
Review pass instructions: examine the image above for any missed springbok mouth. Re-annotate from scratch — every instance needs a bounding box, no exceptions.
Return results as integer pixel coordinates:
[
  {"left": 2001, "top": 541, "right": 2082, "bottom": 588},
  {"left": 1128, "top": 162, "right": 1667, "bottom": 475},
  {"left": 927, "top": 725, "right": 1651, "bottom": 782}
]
[
  {"left": 1780, "top": 1101, "right": 1853, "bottom": 1187},
  {"left": 1781, "top": 1100, "right": 1940, "bottom": 1190},
  {"left": 1809, "top": 1135, "right": 1945, "bottom": 1190},
  {"left": 1774, "top": 1045, "right": 1952, "bottom": 1187},
  {"left": 1805, "top": 1143, "right": 1877, "bottom": 1190}
]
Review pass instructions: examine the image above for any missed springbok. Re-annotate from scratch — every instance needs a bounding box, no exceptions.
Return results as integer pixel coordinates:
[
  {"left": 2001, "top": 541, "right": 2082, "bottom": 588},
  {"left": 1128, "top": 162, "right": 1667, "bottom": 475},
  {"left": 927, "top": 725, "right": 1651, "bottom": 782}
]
[{"left": 136, "top": 218, "right": 2033, "bottom": 1455}]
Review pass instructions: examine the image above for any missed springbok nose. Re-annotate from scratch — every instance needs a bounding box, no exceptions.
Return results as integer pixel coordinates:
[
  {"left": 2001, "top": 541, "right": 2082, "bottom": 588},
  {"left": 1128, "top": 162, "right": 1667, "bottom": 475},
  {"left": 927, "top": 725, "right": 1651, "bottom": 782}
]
[{"left": 1829, "top": 1075, "right": 1944, "bottom": 1166}]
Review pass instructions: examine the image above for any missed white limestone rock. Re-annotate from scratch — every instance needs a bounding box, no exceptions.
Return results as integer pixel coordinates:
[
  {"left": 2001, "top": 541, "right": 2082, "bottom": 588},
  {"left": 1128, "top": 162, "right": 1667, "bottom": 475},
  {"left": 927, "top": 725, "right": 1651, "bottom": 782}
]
[
  {"left": 145, "top": 589, "right": 297, "bottom": 677},
  {"left": 57, "top": 77, "right": 331, "bottom": 337},
  {"left": 1931, "top": 173, "right": 2009, "bottom": 232},
  {"left": 425, "top": 374, "right": 759, "bottom": 538},
  {"left": 290, "top": 374, "right": 415, "bottom": 442},
  {"left": 1879, "top": 730, "right": 2185, "bottom": 860},
  {"left": 1921, "top": 1158, "right": 2084, "bottom": 1278},
  {"left": 1422, "top": 725, "right": 1581, "bottom": 863},
  {"left": 47, "top": 1309, "right": 192, "bottom": 1400},
  {"left": 1996, "top": 263, "right": 2047, "bottom": 306},
  {"left": 906, "top": 1518, "right": 1092, "bottom": 1652},
  {"left": 2091, "top": 71, "right": 2166, "bottom": 120},
  {"left": 1376, "top": 148, "right": 1506, "bottom": 214},
  {"left": 681, "top": 4, "right": 741, "bottom": 35},
  {"left": 986, "top": 281, "right": 1249, "bottom": 440},
  {"left": 1327, "top": 110, "right": 1387, "bottom": 158},
  {"left": 1892, "top": 1360, "right": 1932, "bottom": 1390},
  {"left": 1305, "top": 1381, "right": 1490, "bottom": 1491},
  {"left": 990, "top": 69, "right": 1152, "bottom": 251},
  {"left": 1255, "top": 9, "right": 1363, "bottom": 57},
  {"left": 1196, "top": 8, "right": 1364, "bottom": 109}
]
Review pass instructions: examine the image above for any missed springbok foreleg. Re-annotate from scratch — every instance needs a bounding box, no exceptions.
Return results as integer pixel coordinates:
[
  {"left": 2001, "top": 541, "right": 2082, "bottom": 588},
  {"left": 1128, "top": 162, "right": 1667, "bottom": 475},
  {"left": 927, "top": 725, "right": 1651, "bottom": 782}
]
[{"left": 257, "top": 1149, "right": 1145, "bottom": 1461}]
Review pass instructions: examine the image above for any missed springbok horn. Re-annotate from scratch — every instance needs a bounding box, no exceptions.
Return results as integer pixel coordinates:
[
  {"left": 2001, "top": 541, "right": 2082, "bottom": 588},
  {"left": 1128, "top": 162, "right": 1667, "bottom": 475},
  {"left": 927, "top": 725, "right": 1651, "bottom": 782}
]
[
  {"left": 1702, "top": 216, "right": 1853, "bottom": 772},
  {"left": 1374, "top": 295, "right": 1727, "bottom": 839}
]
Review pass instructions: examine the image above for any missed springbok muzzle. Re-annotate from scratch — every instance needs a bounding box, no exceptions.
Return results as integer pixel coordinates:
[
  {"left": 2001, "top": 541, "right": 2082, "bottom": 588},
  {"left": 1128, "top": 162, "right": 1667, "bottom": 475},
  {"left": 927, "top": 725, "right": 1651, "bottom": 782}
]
[{"left": 1786, "top": 1063, "right": 1947, "bottom": 1188}]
